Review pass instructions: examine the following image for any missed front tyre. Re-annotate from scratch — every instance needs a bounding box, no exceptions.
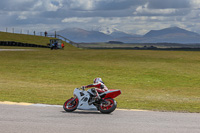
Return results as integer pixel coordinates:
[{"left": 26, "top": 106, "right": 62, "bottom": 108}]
[
  {"left": 99, "top": 98, "right": 117, "bottom": 114},
  {"left": 63, "top": 98, "right": 79, "bottom": 112}
]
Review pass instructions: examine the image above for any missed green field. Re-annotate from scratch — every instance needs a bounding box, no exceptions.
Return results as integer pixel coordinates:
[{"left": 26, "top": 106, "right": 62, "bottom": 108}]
[
  {"left": 0, "top": 31, "right": 200, "bottom": 113},
  {"left": 0, "top": 45, "right": 200, "bottom": 113}
]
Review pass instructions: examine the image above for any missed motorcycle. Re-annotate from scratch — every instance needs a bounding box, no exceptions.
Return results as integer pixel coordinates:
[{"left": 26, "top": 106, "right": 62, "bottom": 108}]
[{"left": 63, "top": 87, "right": 121, "bottom": 114}]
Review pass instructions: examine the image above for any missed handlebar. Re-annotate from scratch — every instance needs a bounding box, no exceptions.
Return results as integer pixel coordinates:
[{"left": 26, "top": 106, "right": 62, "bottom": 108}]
[{"left": 77, "top": 86, "right": 85, "bottom": 91}]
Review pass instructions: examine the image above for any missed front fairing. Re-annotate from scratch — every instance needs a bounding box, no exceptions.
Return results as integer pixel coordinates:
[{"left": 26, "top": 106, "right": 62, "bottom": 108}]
[{"left": 73, "top": 88, "right": 97, "bottom": 110}]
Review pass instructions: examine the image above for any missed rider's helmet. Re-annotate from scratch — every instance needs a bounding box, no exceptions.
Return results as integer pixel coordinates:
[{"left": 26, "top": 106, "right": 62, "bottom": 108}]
[{"left": 93, "top": 78, "right": 104, "bottom": 84}]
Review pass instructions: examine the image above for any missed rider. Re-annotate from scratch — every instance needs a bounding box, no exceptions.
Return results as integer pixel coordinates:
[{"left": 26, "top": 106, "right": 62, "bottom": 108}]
[{"left": 82, "top": 78, "right": 108, "bottom": 102}]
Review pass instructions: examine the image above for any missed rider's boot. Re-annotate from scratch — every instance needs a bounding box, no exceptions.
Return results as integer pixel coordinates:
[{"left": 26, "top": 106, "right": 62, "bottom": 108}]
[
  {"left": 94, "top": 93, "right": 100, "bottom": 101},
  {"left": 89, "top": 95, "right": 100, "bottom": 105},
  {"left": 89, "top": 89, "right": 101, "bottom": 105},
  {"left": 88, "top": 97, "right": 96, "bottom": 105},
  {"left": 92, "top": 88, "right": 100, "bottom": 101}
]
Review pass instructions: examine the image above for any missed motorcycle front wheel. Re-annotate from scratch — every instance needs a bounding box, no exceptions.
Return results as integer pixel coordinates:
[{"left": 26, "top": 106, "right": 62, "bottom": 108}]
[
  {"left": 99, "top": 98, "right": 117, "bottom": 114},
  {"left": 63, "top": 98, "right": 79, "bottom": 112}
]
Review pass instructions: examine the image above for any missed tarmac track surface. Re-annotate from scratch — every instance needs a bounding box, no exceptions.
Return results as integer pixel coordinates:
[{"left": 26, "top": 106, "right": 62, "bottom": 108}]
[{"left": 0, "top": 104, "right": 200, "bottom": 133}]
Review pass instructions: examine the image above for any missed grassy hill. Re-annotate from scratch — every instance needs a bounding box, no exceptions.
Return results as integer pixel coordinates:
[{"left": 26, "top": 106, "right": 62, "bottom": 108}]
[{"left": 0, "top": 31, "right": 76, "bottom": 50}]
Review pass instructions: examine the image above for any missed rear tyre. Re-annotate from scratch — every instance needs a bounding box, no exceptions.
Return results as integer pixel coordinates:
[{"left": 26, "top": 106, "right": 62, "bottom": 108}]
[
  {"left": 63, "top": 98, "right": 79, "bottom": 112},
  {"left": 99, "top": 98, "right": 117, "bottom": 114}
]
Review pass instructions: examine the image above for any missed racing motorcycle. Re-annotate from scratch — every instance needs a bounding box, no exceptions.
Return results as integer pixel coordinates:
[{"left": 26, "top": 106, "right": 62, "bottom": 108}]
[{"left": 63, "top": 87, "right": 121, "bottom": 114}]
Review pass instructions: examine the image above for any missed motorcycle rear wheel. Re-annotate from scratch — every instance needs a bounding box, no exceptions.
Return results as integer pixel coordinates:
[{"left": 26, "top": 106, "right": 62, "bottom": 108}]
[
  {"left": 63, "top": 98, "right": 79, "bottom": 112},
  {"left": 99, "top": 98, "right": 117, "bottom": 114}
]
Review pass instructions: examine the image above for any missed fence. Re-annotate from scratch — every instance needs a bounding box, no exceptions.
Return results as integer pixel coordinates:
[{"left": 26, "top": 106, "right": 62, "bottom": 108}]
[
  {"left": 0, "top": 28, "right": 79, "bottom": 48},
  {"left": 3, "top": 28, "right": 48, "bottom": 36}
]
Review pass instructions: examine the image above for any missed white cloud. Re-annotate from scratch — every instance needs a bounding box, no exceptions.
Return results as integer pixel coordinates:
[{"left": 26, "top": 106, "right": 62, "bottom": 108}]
[
  {"left": 66, "top": 0, "right": 95, "bottom": 10},
  {"left": 98, "top": 17, "right": 121, "bottom": 24},
  {"left": 190, "top": 0, "right": 200, "bottom": 9},
  {"left": 62, "top": 17, "right": 92, "bottom": 23},
  {"left": 31, "top": 0, "right": 63, "bottom": 11},
  {"left": 17, "top": 16, "right": 27, "bottom": 20},
  {"left": 17, "top": 12, "right": 28, "bottom": 20},
  {"left": 134, "top": 3, "right": 177, "bottom": 15}
]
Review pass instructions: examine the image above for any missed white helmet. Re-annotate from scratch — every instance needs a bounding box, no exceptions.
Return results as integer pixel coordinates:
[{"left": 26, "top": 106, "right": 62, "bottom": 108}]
[{"left": 93, "top": 78, "right": 104, "bottom": 84}]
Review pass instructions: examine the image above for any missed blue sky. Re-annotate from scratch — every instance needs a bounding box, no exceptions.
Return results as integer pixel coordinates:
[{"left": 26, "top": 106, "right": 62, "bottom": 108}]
[{"left": 0, "top": 0, "right": 200, "bottom": 35}]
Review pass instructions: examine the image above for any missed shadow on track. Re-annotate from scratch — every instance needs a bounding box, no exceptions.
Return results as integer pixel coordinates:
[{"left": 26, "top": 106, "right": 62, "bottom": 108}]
[{"left": 61, "top": 110, "right": 112, "bottom": 115}]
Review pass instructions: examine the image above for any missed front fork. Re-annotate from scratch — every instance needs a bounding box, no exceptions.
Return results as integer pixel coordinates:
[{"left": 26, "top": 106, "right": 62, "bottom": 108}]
[{"left": 70, "top": 96, "right": 77, "bottom": 104}]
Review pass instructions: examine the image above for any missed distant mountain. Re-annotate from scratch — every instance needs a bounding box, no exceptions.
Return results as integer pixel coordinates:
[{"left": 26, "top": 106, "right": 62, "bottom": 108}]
[
  {"left": 95, "top": 27, "right": 117, "bottom": 34},
  {"left": 110, "top": 30, "right": 141, "bottom": 38},
  {"left": 142, "top": 27, "right": 200, "bottom": 44},
  {"left": 56, "top": 28, "right": 112, "bottom": 43},
  {"left": 96, "top": 27, "right": 141, "bottom": 38},
  {"left": 114, "top": 27, "right": 200, "bottom": 44},
  {"left": 55, "top": 27, "right": 200, "bottom": 44},
  {"left": 144, "top": 27, "right": 199, "bottom": 38}
]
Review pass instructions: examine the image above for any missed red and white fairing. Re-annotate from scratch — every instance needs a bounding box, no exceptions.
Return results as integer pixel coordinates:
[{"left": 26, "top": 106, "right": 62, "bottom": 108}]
[{"left": 63, "top": 87, "right": 121, "bottom": 113}]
